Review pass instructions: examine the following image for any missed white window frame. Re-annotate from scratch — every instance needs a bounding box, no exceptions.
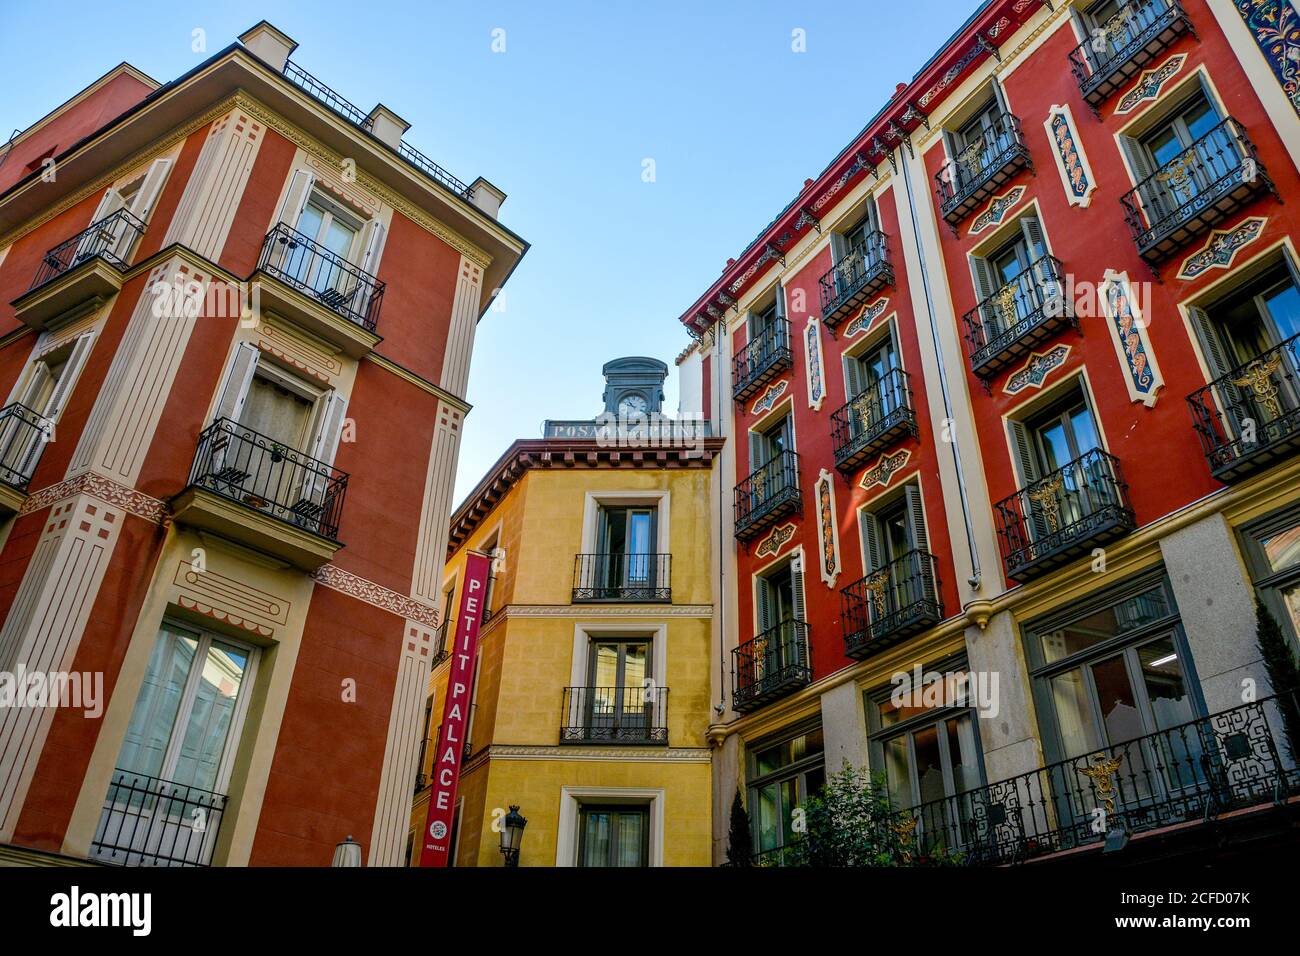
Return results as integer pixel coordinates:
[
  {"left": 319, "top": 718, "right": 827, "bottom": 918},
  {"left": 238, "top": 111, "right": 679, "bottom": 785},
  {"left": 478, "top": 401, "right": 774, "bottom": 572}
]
[
  {"left": 556, "top": 786, "right": 665, "bottom": 867},
  {"left": 579, "top": 490, "right": 671, "bottom": 556}
]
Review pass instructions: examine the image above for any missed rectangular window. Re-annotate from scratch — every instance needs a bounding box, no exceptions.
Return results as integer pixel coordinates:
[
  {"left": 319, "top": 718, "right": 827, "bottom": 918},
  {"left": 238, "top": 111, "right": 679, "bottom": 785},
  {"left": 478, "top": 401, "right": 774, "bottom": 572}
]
[
  {"left": 577, "top": 804, "right": 650, "bottom": 867},
  {"left": 585, "top": 637, "right": 652, "bottom": 738},
  {"left": 1241, "top": 507, "right": 1300, "bottom": 643},
  {"left": 747, "top": 725, "right": 825, "bottom": 862},
  {"left": 594, "top": 504, "right": 657, "bottom": 595}
]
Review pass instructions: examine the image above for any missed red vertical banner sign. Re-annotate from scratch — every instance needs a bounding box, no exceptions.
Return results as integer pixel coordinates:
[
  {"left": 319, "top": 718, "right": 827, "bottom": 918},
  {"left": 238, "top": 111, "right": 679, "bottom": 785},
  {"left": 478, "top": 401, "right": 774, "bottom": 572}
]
[{"left": 419, "top": 550, "right": 491, "bottom": 867}]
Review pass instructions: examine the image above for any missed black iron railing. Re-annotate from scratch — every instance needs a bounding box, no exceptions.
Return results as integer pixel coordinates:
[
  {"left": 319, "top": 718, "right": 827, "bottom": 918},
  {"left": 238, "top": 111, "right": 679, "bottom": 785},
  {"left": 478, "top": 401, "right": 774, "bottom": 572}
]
[
  {"left": 282, "top": 60, "right": 472, "bottom": 198},
  {"left": 831, "top": 369, "right": 917, "bottom": 470},
  {"left": 733, "top": 320, "right": 792, "bottom": 401},
  {"left": 0, "top": 403, "right": 50, "bottom": 490},
  {"left": 572, "top": 553, "right": 671, "bottom": 602},
  {"left": 1187, "top": 333, "right": 1300, "bottom": 482},
  {"left": 936, "top": 113, "right": 1030, "bottom": 222},
  {"left": 1067, "top": 0, "right": 1193, "bottom": 107},
  {"left": 819, "top": 231, "right": 893, "bottom": 326},
  {"left": 29, "top": 208, "right": 146, "bottom": 291},
  {"left": 257, "top": 223, "right": 385, "bottom": 332},
  {"left": 896, "top": 693, "right": 1300, "bottom": 865},
  {"left": 735, "top": 450, "right": 801, "bottom": 540},
  {"left": 841, "top": 549, "right": 943, "bottom": 658},
  {"left": 432, "top": 618, "right": 453, "bottom": 667},
  {"left": 995, "top": 448, "right": 1134, "bottom": 581},
  {"left": 188, "top": 418, "right": 349, "bottom": 541},
  {"left": 561, "top": 686, "right": 669, "bottom": 744},
  {"left": 1120, "top": 117, "right": 1271, "bottom": 260},
  {"left": 89, "top": 769, "right": 227, "bottom": 867},
  {"left": 732, "top": 619, "right": 811, "bottom": 714},
  {"left": 963, "top": 255, "right": 1073, "bottom": 376}
]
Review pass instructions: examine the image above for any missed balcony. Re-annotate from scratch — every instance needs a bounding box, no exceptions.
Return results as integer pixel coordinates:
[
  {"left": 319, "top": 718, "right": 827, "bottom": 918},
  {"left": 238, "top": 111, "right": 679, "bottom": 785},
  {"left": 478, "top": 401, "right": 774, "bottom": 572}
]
[
  {"left": 572, "top": 553, "right": 671, "bottom": 603},
  {"left": 560, "top": 686, "right": 669, "bottom": 744},
  {"left": 1188, "top": 333, "right": 1300, "bottom": 483},
  {"left": 1121, "top": 117, "right": 1273, "bottom": 265},
  {"left": 732, "top": 619, "right": 811, "bottom": 714},
  {"left": 831, "top": 369, "right": 917, "bottom": 473},
  {"left": 733, "top": 320, "right": 792, "bottom": 402},
  {"left": 171, "top": 418, "right": 348, "bottom": 570},
  {"left": 963, "top": 255, "right": 1076, "bottom": 379},
  {"left": 89, "top": 768, "right": 227, "bottom": 867},
  {"left": 819, "top": 231, "right": 893, "bottom": 328},
  {"left": 282, "top": 60, "right": 472, "bottom": 199},
  {"left": 996, "top": 449, "right": 1135, "bottom": 583},
  {"left": 252, "top": 223, "right": 384, "bottom": 357},
  {"left": 897, "top": 693, "right": 1300, "bottom": 865},
  {"left": 11, "top": 208, "right": 145, "bottom": 330},
  {"left": 1067, "top": 0, "right": 1194, "bottom": 112},
  {"left": 841, "top": 550, "right": 943, "bottom": 659},
  {"left": 935, "top": 113, "right": 1031, "bottom": 228},
  {"left": 734, "top": 450, "right": 801, "bottom": 542},
  {"left": 432, "top": 618, "right": 452, "bottom": 668},
  {"left": 0, "top": 403, "right": 50, "bottom": 514}
]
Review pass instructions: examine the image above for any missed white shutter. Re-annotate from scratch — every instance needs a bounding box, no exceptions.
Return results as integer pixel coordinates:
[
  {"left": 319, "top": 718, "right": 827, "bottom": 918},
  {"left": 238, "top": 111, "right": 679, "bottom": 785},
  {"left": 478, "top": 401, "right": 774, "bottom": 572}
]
[
  {"left": 18, "top": 362, "right": 54, "bottom": 413},
  {"left": 790, "top": 562, "right": 806, "bottom": 623},
  {"left": 358, "top": 218, "right": 386, "bottom": 276},
  {"left": 310, "top": 391, "right": 348, "bottom": 466},
  {"left": 76, "top": 189, "right": 125, "bottom": 262},
  {"left": 109, "top": 158, "right": 173, "bottom": 261},
  {"left": 277, "top": 169, "right": 316, "bottom": 231},
  {"left": 213, "top": 343, "right": 259, "bottom": 423},
  {"left": 43, "top": 333, "right": 95, "bottom": 422}
]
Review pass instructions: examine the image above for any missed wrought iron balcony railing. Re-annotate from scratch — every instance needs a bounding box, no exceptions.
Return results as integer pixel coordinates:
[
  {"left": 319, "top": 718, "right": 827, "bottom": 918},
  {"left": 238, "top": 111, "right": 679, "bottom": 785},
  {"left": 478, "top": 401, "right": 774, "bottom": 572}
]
[
  {"left": 1187, "top": 333, "right": 1300, "bottom": 483},
  {"left": 732, "top": 619, "right": 811, "bottom": 714},
  {"left": 29, "top": 208, "right": 146, "bottom": 292},
  {"left": 257, "top": 223, "right": 385, "bottom": 332},
  {"left": 188, "top": 418, "right": 349, "bottom": 541},
  {"left": 1067, "top": 0, "right": 1194, "bottom": 110},
  {"left": 733, "top": 319, "right": 792, "bottom": 401},
  {"left": 282, "top": 60, "right": 471, "bottom": 198},
  {"left": 734, "top": 449, "right": 801, "bottom": 541},
  {"left": 841, "top": 549, "right": 943, "bottom": 659},
  {"left": 935, "top": 112, "right": 1031, "bottom": 226},
  {"left": 561, "top": 686, "right": 669, "bottom": 744},
  {"left": 1120, "top": 117, "right": 1274, "bottom": 264},
  {"left": 995, "top": 448, "right": 1134, "bottom": 582},
  {"left": 89, "top": 768, "right": 227, "bottom": 867},
  {"left": 819, "top": 231, "right": 893, "bottom": 327},
  {"left": 963, "top": 255, "right": 1076, "bottom": 378},
  {"left": 572, "top": 553, "right": 671, "bottom": 602},
  {"left": 896, "top": 692, "right": 1300, "bottom": 865},
  {"left": 831, "top": 369, "right": 917, "bottom": 472},
  {"left": 0, "top": 403, "right": 51, "bottom": 491},
  {"left": 432, "top": 618, "right": 453, "bottom": 667}
]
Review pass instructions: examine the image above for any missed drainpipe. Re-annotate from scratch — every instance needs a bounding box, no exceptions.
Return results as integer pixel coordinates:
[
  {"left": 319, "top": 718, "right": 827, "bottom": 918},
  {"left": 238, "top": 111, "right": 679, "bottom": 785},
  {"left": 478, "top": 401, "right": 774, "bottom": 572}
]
[{"left": 897, "top": 145, "right": 983, "bottom": 592}]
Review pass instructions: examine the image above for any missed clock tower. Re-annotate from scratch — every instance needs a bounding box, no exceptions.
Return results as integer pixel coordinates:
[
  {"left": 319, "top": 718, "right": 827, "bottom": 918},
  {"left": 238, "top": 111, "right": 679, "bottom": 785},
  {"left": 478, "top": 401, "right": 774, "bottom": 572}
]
[{"left": 601, "top": 356, "right": 668, "bottom": 417}]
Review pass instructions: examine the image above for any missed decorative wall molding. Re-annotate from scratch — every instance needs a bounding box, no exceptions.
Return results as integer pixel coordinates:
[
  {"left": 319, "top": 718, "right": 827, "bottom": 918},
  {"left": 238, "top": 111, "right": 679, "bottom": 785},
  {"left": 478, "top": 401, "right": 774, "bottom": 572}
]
[
  {"left": 804, "top": 317, "right": 826, "bottom": 411},
  {"left": 487, "top": 745, "right": 711, "bottom": 763},
  {"left": 844, "top": 297, "right": 890, "bottom": 338},
  {"left": 859, "top": 449, "right": 912, "bottom": 490},
  {"left": 312, "top": 563, "right": 439, "bottom": 626},
  {"left": 969, "top": 186, "right": 1027, "bottom": 236},
  {"left": 1044, "top": 104, "right": 1096, "bottom": 208},
  {"left": 755, "top": 522, "right": 798, "bottom": 560},
  {"left": 1100, "top": 269, "right": 1164, "bottom": 407},
  {"left": 1114, "top": 53, "right": 1187, "bottom": 116},
  {"left": 1228, "top": 0, "right": 1300, "bottom": 116},
  {"left": 504, "top": 604, "right": 714, "bottom": 619},
  {"left": 19, "top": 471, "right": 167, "bottom": 523},
  {"left": 814, "top": 470, "right": 841, "bottom": 589},
  {"left": 1176, "top": 216, "right": 1268, "bottom": 280},
  {"left": 750, "top": 379, "right": 789, "bottom": 417},
  {"left": 1003, "top": 344, "right": 1072, "bottom": 395}
]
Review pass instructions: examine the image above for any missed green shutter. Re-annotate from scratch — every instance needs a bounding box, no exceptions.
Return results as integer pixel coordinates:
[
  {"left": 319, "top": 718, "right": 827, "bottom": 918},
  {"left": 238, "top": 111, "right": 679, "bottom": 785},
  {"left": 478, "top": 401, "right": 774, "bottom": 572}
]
[
  {"left": 844, "top": 353, "right": 865, "bottom": 400},
  {"left": 755, "top": 575, "right": 773, "bottom": 634},
  {"left": 904, "top": 484, "right": 930, "bottom": 554},
  {"left": 861, "top": 512, "right": 883, "bottom": 573},
  {"left": 791, "top": 562, "right": 806, "bottom": 623},
  {"left": 1020, "top": 217, "right": 1046, "bottom": 261},
  {"left": 1009, "top": 419, "right": 1042, "bottom": 485},
  {"left": 1189, "top": 306, "right": 1234, "bottom": 379},
  {"left": 904, "top": 484, "right": 937, "bottom": 605},
  {"left": 773, "top": 282, "right": 786, "bottom": 323}
]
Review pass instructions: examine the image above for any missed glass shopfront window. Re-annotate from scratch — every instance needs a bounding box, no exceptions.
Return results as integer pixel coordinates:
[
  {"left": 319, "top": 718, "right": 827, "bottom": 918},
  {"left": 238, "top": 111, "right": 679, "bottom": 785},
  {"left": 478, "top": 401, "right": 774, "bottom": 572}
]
[
  {"left": 1242, "top": 506, "right": 1300, "bottom": 643},
  {"left": 747, "top": 724, "right": 825, "bottom": 863}
]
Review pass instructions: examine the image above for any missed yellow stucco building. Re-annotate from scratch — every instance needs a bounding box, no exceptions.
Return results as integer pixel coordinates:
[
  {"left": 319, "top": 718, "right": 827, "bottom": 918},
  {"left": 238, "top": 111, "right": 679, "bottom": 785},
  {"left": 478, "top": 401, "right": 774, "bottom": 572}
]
[{"left": 409, "top": 358, "right": 723, "bottom": 867}]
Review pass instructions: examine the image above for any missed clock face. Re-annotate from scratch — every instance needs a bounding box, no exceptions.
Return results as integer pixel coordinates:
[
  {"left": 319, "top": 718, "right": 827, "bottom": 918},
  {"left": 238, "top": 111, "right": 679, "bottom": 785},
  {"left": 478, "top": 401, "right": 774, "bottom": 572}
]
[{"left": 617, "top": 394, "right": 649, "bottom": 416}]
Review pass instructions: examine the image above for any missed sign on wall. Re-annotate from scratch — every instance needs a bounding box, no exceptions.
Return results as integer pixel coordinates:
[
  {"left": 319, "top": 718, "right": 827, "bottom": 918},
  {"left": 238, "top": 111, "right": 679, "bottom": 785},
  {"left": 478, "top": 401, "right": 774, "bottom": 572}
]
[{"left": 418, "top": 550, "right": 491, "bottom": 867}]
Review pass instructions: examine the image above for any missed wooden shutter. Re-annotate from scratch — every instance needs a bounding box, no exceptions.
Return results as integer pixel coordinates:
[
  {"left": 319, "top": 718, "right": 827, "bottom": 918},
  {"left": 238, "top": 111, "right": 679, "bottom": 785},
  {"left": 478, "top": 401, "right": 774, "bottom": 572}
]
[
  {"left": 43, "top": 333, "right": 95, "bottom": 422},
  {"left": 310, "top": 391, "right": 349, "bottom": 465},
  {"left": 18, "top": 362, "right": 54, "bottom": 413},
  {"left": 277, "top": 169, "right": 316, "bottom": 228},
  {"left": 214, "top": 342, "right": 260, "bottom": 423},
  {"left": 904, "top": 484, "right": 930, "bottom": 554},
  {"left": 829, "top": 232, "right": 848, "bottom": 267},
  {"left": 748, "top": 430, "right": 765, "bottom": 472},
  {"left": 1009, "top": 419, "right": 1042, "bottom": 486},
  {"left": 773, "top": 281, "right": 786, "bottom": 323},
  {"left": 791, "top": 560, "right": 806, "bottom": 623},
  {"left": 1020, "top": 217, "right": 1047, "bottom": 260},
  {"left": 89, "top": 188, "right": 126, "bottom": 224},
  {"left": 970, "top": 256, "right": 998, "bottom": 301},
  {"left": 1188, "top": 306, "right": 1234, "bottom": 379},
  {"left": 129, "top": 158, "right": 173, "bottom": 221},
  {"left": 861, "top": 511, "right": 883, "bottom": 573},
  {"left": 358, "top": 218, "right": 386, "bottom": 276},
  {"left": 844, "top": 353, "right": 865, "bottom": 400},
  {"left": 76, "top": 189, "right": 125, "bottom": 262},
  {"left": 905, "top": 483, "right": 938, "bottom": 605},
  {"left": 755, "top": 575, "right": 773, "bottom": 633}
]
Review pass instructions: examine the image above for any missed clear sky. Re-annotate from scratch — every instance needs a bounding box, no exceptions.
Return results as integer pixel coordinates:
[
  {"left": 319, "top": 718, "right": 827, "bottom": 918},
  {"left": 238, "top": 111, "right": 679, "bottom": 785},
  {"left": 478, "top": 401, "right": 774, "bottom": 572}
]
[{"left": 0, "top": 0, "right": 980, "bottom": 504}]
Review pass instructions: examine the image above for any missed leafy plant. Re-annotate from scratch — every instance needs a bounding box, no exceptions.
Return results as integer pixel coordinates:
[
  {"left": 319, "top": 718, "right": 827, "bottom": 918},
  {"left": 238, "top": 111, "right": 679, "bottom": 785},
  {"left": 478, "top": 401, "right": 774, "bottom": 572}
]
[
  {"left": 725, "top": 787, "right": 753, "bottom": 867},
  {"left": 1255, "top": 598, "right": 1300, "bottom": 763}
]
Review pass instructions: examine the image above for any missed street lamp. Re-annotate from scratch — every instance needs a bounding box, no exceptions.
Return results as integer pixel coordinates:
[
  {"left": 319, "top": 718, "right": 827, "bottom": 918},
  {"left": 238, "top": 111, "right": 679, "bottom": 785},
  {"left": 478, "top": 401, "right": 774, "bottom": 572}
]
[
  {"left": 331, "top": 835, "right": 362, "bottom": 867},
  {"left": 499, "top": 805, "right": 527, "bottom": 866}
]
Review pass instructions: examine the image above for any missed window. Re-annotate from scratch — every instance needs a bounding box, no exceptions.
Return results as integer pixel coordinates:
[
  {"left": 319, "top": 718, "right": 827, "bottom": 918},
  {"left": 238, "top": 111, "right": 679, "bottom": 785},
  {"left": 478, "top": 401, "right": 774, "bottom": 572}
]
[
  {"left": 844, "top": 334, "right": 898, "bottom": 402},
  {"left": 748, "top": 725, "right": 826, "bottom": 862},
  {"left": 829, "top": 200, "right": 883, "bottom": 282},
  {"left": 948, "top": 95, "right": 1014, "bottom": 187},
  {"left": 1026, "top": 576, "right": 1202, "bottom": 798},
  {"left": 1020, "top": 389, "right": 1101, "bottom": 478},
  {"left": 1125, "top": 89, "right": 1228, "bottom": 220},
  {"left": 1191, "top": 260, "right": 1300, "bottom": 376},
  {"left": 91, "top": 621, "right": 258, "bottom": 866},
  {"left": 80, "top": 156, "right": 172, "bottom": 263},
  {"left": 0, "top": 332, "right": 95, "bottom": 483},
  {"left": 970, "top": 217, "right": 1048, "bottom": 334},
  {"left": 577, "top": 804, "right": 650, "bottom": 867},
  {"left": 1008, "top": 386, "right": 1104, "bottom": 536},
  {"left": 586, "top": 637, "right": 652, "bottom": 738},
  {"left": 595, "top": 504, "right": 656, "bottom": 594},
  {"left": 1241, "top": 506, "right": 1300, "bottom": 644},
  {"left": 755, "top": 558, "right": 805, "bottom": 631},
  {"left": 750, "top": 412, "right": 792, "bottom": 472},
  {"left": 859, "top": 484, "right": 936, "bottom": 614}
]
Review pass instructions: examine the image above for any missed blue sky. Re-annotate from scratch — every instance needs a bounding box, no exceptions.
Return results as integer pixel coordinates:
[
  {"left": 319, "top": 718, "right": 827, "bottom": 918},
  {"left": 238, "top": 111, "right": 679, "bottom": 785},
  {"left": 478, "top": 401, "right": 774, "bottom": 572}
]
[{"left": 0, "top": 0, "right": 979, "bottom": 503}]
